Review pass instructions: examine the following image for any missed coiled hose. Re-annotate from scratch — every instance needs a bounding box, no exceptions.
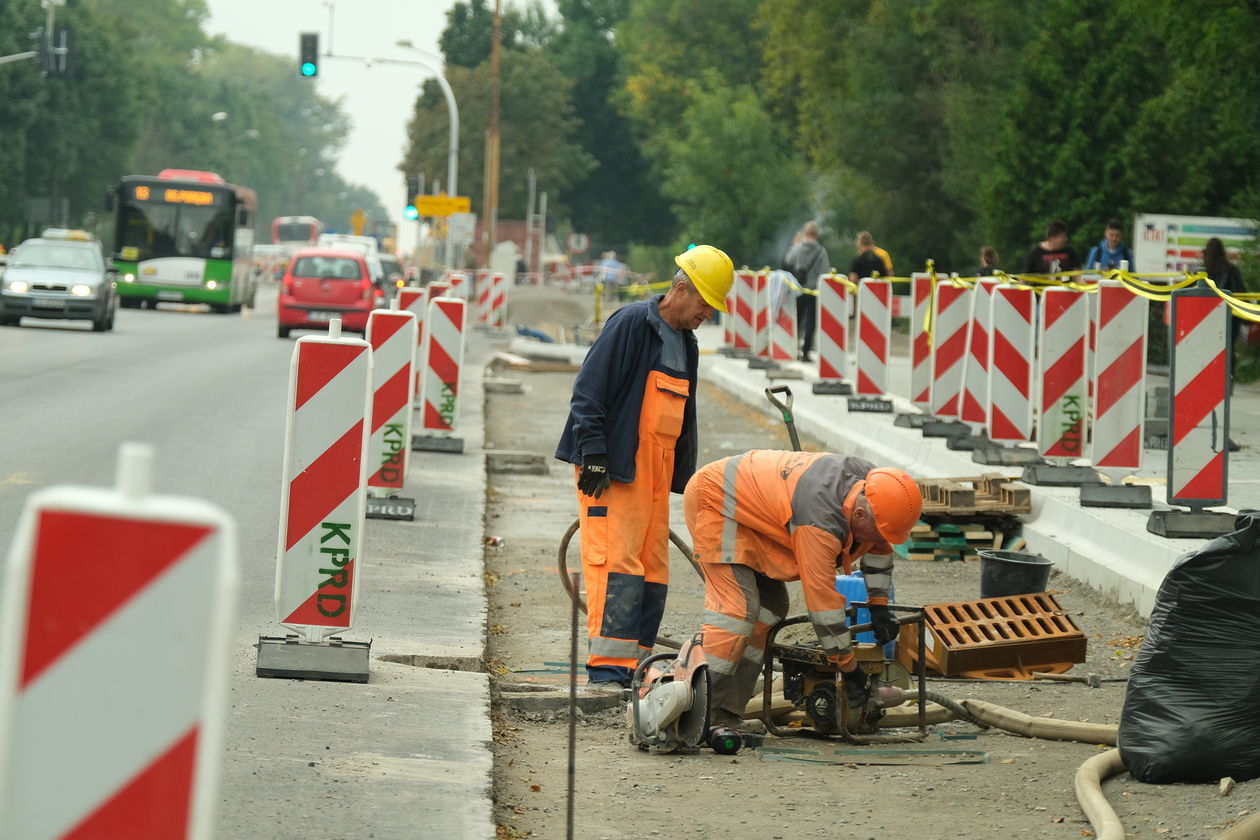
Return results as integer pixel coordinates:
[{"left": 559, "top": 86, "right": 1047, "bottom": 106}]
[{"left": 556, "top": 517, "right": 702, "bottom": 651}]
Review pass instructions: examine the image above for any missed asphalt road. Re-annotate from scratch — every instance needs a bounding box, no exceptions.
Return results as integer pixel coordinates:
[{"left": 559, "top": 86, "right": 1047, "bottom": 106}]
[{"left": 0, "top": 287, "right": 495, "bottom": 838}]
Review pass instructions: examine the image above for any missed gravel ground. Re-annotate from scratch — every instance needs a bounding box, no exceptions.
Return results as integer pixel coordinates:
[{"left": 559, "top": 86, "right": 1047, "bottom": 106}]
[{"left": 480, "top": 303, "right": 1256, "bottom": 839}]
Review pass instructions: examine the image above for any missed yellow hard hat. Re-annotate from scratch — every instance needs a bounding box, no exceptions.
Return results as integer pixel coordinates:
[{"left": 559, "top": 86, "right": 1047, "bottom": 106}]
[{"left": 674, "top": 244, "right": 733, "bottom": 313}]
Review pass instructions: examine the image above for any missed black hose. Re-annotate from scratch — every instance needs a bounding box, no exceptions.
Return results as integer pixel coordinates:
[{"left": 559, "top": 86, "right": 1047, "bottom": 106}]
[{"left": 557, "top": 518, "right": 703, "bottom": 651}]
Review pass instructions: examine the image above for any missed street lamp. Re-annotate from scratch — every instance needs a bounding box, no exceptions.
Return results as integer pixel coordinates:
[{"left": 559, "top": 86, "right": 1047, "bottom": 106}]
[{"left": 394, "top": 40, "right": 459, "bottom": 202}]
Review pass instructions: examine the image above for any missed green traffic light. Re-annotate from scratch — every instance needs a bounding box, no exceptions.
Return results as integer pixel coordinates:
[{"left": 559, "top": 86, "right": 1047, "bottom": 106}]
[
  {"left": 301, "top": 62, "right": 317, "bottom": 77},
  {"left": 404, "top": 205, "right": 419, "bottom": 221}
]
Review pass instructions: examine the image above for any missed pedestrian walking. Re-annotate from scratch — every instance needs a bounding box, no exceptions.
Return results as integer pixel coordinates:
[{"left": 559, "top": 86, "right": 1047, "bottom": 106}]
[
  {"left": 555, "top": 244, "right": 735, "bottom": 691},
  {"left": 783, "top": 221, "right": 830, "bottom": 362}
]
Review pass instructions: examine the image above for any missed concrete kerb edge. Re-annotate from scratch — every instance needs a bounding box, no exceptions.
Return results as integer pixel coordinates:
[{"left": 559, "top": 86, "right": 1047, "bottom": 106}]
[{"left": 703, "top": 356, "right": 1195, "bottom": 619}]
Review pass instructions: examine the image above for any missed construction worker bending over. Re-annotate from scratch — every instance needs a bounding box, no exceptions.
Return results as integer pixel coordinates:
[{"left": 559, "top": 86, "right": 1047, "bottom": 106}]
[
  {"left": 556, "top": 245, "right": 735, "bottom": 691},
  {"left": 684, "top": 451, "right": 922, "bottom": 728}
]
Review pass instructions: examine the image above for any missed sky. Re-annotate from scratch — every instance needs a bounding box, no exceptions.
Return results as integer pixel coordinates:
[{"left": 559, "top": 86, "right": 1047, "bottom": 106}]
[{"left": 204, "top": 0, "right": 548, "bottom": 252}]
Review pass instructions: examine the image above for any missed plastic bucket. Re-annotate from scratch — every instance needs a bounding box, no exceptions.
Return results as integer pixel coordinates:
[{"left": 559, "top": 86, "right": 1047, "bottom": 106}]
[
  {"left": 978, "top": 550, "right": 1053, "bottom": 598},
  {"left": 835, "top": 571, "right": 895, "bottom": 658}
]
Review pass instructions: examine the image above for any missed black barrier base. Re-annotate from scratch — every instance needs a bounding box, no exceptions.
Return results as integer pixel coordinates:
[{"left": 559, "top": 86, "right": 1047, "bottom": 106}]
[
  {"left": 716, "top": 346, "right": 739, "bottom": 357},
  {"left": 1146, "top": 509, "right": 1235, "bottom": 539},
  {"left": 972, "top": 445, "right": 1045, "bottom": 466},
  {"left": 813, "top": 380, "right": 854, "bottom": 396},
  {"left": 766, "top": 367, "right": 805, "bottom": 380},
  {"left": 748, "top": 357, "right": 777, "bottom": 370},
  {"left": 366, "top": 495, "right": 416, "bottom": 520},
  {"left": 412, "top": 434, "right": 465, "bottom": 454},
  {"left": 256, "top": 635, "right": 371, "bottom": 683},
  {"left": 1020, "top": 464, "right": 1103, "bottom": 487},
  {"left": 922, "top": 420, "right": 971, "bottom": 438},
  {"left": 945, "top": 434, "right": 989, "bottom": 452},
  {"left": 1079, "top": 484, "right": 1152, "bottom": 509},
  {"left": 894, "top": 413, "right": 935, "bottom": 429},
  {"left": 847, "top": 396, "right": 893, "bottom": 413}
]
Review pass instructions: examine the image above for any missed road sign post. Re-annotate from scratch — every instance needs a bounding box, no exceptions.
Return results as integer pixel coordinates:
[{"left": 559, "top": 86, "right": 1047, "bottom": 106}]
[{"left": 0, "top": 442, "right": 238, "bottom": 840}]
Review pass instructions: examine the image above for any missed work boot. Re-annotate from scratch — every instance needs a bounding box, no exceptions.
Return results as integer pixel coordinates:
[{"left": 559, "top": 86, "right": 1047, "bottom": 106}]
[{"left": 582, "top": 680, "right": 628, "bottom": 700}]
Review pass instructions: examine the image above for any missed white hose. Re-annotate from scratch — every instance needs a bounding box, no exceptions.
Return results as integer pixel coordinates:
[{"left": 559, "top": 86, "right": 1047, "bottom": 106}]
[
  {"left": 1074, "top": 749, "right": 1126, "bottom": 840},
  {"left": 961, "top": 698, "right": 1117, "bottom": 745}
]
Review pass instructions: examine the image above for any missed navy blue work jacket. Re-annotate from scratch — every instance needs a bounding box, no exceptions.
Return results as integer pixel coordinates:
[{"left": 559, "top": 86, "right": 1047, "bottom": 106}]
[{"left": 554, "top": 296, "right": 699, "bottom": 493}]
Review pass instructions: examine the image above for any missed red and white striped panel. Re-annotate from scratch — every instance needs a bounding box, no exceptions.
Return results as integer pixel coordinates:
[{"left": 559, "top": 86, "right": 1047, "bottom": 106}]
[
  {"left": 770, "top": 284, "right": 796, "bottom": 362},
  {"left": 929, "top": 283, "right": 972, "bottom": 418},
  {"left": 276, "top": 331, "right": 371, "bottom": 638},
  {"left": 723, "top": 293, "right": 735, "bottom": 347},
  {"left": 987, "top": 285, "right": 1036, "bottom": 442},
  {"left": 1168, "top": 290, "right": 1229, "bottom": 505},
  {"left": 1091, "top": 282, "right": 1147, "bottom": 470},
  {"left": 1037, "top": 288, "right": 1089, "bottom": 458},
  {"left": 397, "top": 288, "right": 428, "bottom": 401},
  {"left": 732, "top": 270, "right": 754, "bottom": 351},
  {"left": 855, "top": 280, "right": 892, "bottom": 395},
  {"left": 442, "top": 271, "right": 470, "bottom": 299},
  {"left": 490, "top": 272, "right": 508, "bottom": 328},
  {"left": 366, "top": 309, "right": 418, "bottom": 491},
  {"left": 959, "top": 280, "right": 998, "bottom": 427},
  {"left": 909, "top": 273, "right": 933, "bottom": 410},
  {"left": 753, "top": 270, "right": 771, "bottom": 358},
  {"left": 475, "top": 271, "right": 493, "bottom": 324},
  {"left": 421, "top": 297, "right": 466, "bottom": 434},
  {"left": 817, "top": 274, "right": 849, "bottom": 381},
  {"left": 0, "top": 446, "right": 236, "bottom": 840}
]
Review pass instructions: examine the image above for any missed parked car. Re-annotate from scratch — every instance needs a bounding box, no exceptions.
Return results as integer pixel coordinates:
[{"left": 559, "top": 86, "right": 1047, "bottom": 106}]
[
  {"left": 0, "top": 229, "right": 118, "bottom": 331},
  {"left": 277, "top": 247, "right": 384, "bottom": 338}
]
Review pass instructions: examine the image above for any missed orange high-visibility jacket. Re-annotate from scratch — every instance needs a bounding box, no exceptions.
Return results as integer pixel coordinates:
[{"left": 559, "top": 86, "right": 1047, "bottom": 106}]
[{"left": 693, "top": 450, "right": 895, "bottom": 661}]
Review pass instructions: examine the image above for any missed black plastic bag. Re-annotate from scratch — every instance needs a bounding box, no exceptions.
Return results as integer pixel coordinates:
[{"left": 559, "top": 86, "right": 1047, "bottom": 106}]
[{"left": 1118, "top": 510, "right": 1260, "bottom": 783}]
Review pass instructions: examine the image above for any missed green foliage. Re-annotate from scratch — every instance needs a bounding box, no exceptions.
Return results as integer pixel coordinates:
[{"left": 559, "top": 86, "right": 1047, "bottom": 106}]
[
  {"left": 439, "top": 0, "right": 531, "bottom": 68},
  {"left": 400, "top": 50, "right": 593, "bottom": 221},
  {"left": 659, "top": 75, "right": 805, "bottom": 266}
]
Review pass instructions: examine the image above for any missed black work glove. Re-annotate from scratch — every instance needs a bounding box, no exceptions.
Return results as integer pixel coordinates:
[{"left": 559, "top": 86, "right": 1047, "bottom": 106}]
[
  {"left": 868, "top": 605, "right": 900, "bottom": 646},
  {"left": 844, "top": 666, "right": 871, "bottom": 705},
  {"left": 577, "top": 454, "right": 611, "bottom": 499}
]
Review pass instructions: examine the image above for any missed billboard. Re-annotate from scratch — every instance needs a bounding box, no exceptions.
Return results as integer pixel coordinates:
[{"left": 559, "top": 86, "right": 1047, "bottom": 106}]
[{"left": 1133, "top": 213, "right": 1258, "bottom": 276}]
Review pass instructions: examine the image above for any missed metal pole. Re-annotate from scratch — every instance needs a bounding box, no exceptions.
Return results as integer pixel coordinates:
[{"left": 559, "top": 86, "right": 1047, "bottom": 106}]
[
  {"left": 524, "top": 168, "right": 535, "bottom": 280},
  {"left": 484, "top": 0, "right": 502, "bottom": 268},
  {"left": 566, "top": 571, "right": 579, "bottom": 840},
  {"left": 538, "top": 191, "right": 547, "bottom": 282}
]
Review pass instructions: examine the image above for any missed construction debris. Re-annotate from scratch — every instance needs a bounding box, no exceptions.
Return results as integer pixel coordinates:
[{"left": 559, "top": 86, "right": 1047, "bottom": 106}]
[{"left": 917, "top": 474, "right": 1032, "bottom": 516}]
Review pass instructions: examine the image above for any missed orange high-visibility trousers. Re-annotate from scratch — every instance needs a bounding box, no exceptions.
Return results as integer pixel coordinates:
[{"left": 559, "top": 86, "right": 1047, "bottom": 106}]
[
  {"left": 576, "top": 368, "right": 689, "bottom": 682},
  {"left": 698, "top": 562, "right": 789, "bottom": 719}
]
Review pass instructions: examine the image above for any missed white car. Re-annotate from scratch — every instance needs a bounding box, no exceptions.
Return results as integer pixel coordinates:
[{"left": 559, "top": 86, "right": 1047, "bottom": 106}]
[{"left": 317, "top": 233, "right": 378, "bottom": 254}]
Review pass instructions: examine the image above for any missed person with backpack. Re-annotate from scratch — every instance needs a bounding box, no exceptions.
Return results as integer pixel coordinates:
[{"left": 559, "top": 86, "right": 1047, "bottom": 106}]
[
  {"left": 784, "top": 221, "right": 830, "bottom": 362},
  {"left": 1084, "top": 219, "right": 1135, "bottom": 271}
]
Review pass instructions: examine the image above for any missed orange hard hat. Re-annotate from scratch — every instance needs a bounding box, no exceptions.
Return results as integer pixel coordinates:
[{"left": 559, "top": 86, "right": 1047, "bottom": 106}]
[{"left": 864, "top": 468, "right": 922, "bottom": 545}]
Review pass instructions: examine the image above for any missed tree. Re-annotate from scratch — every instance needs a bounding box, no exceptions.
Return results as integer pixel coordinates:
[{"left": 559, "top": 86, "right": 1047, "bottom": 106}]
[
  {"left": 659, "top": 74, "right": 805, "bottom": 266},
  {"left": 544, "top": 0, "right": 674, "bottom": 250},
  {"left": 400, "top": 49, "right": 593, "bottom": 221},
  {"left": 439, "top": 0, "right": 526, "bottom": 68}
]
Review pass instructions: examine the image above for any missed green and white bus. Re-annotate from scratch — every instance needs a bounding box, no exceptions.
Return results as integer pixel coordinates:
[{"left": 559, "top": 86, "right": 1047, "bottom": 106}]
[{"left": 109, "top": 169, "right": 258, "bottom": 312}]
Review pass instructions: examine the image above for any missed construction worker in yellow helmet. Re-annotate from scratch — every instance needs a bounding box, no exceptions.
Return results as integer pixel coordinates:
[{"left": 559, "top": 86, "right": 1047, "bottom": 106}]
[
  {"left": 556, "top": 244, "right": 735, "bottom": 691},
  {"left": 683, "top": 451, "right": 921, "bottom": 730}
]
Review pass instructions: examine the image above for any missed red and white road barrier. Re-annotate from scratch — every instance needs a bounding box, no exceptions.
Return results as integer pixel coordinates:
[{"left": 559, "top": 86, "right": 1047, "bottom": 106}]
[
  {"left": 929, "top": 282, "right": 972, "bottom": 418},
  {"left": 366, "top": 308, "right": 418, "bottom": 492},
  {"left": 987, "top": 285, "right": 1036, "bottom": 442},
  {"left": 732, "top": 270, "right": 755, "bottom": 352},
  {"left": 421, "top": 297, "right": 466, "bottom": 435},
  {"left": 475, "top": 270, "right": 494, "bottom": 324},
  {"left": 909, "top": 273, "right": 933, "bottom": 411},
  {"left": 1168, "top": 289, "right": 1230, "bottom": 505},
  {"left": 855, "top": 279, "right": 892, "bottom": 395},
  {"left": 490, "top": 271, "right": 508, "bottom": 328},
  {"left": 0, "top": 443, "right": 237, "bottom": 840},
  {"left": 753, "top": 270, "right": 771, "bottom": 358},
  {"left": 817, "top": 274, "right": 850, "bottom": 382},
  {"left": 397, "top": 288, "right": 429, "bottom": 400},
  {"left": 275, "top": 319, "right": 371, "bottom": 639},
  {"left": 769, "top": 280, "right": 797, "bottom": 362},
  {"left": 442, "top": 271, "right": 470, "bottom": 299},
  {"left": 723, "top": 292, "right": 735, "bottom": 347},
  {"left": 959, "top": 279, "right": 998, "bottom": 427},
  {"left": 1091, "top": 281, "right": 1147, "bottom": 471},
  {"left": 1037, "top": 288, "right": 1089, "bottom": 459}
]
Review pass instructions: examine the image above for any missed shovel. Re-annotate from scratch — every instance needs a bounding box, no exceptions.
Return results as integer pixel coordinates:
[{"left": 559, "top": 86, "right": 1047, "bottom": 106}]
[{"left": 765, "top": 385, "right": 802, "bottom": 452}]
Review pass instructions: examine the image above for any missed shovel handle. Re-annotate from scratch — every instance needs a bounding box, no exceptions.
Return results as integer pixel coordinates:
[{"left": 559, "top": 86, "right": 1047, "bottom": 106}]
[{"left": 765, "top": 385, "right": 793, "bottom": 416}]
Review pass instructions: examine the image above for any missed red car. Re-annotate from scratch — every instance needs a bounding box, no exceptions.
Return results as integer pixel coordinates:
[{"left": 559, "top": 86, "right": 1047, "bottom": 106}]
[{"left": 277, "top": 247, "right": 385, "bottom": 338}]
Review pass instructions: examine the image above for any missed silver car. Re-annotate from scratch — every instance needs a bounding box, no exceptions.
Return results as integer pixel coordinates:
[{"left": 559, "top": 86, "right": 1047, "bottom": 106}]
[{"left": 0, "top": 230, "right": 119, "bottom": 331}]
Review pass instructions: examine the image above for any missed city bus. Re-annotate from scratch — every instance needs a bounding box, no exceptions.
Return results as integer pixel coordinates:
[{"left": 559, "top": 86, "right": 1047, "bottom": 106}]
[
  {"left": 109, "top": 169, "right": 257, "bottom": 312},
  {"left": 272, "top": 215, "right": 322, "bottom": 252}
]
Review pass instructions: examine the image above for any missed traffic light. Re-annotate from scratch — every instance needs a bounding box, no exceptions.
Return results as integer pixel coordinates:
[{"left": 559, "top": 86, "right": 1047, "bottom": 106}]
[
  {"left": 299, "top": 33, "right": 319, "bottom": 78},
  {"left": 29, "top": 26, "right": 71, "bottom": 77},
  {"left": 404, "top": 174, "right": 420, "bottom": 220}
]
